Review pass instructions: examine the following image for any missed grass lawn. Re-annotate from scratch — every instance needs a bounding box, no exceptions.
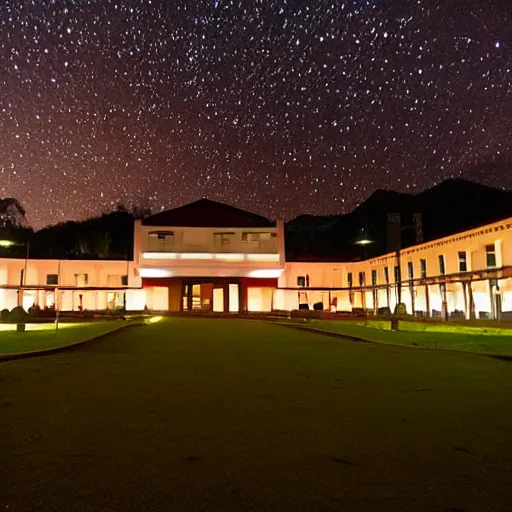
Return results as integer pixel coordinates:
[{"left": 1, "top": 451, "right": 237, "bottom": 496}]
[
  {"left": 286, "top": 318, "right": 512, "bottom": 356},
  {"left": 0, "top": 320, "right": 124, "bottom": 355},
  {"left": 1, "top": 317, "right": 512, "bottom": 511}
]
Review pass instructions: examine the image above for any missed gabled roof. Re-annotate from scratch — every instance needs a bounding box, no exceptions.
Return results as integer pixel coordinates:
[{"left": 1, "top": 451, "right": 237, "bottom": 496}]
[{"left": 142, "top": 198, "right": 274, "bottom": 228}]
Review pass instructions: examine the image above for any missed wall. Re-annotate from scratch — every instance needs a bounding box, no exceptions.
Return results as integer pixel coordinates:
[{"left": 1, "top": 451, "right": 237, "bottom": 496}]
[
  {"left": 134, "top": 219, "right": 285, "bottom": 279},
  {"left": 278, "top": 217, "right": 512, "bottom": 317}
]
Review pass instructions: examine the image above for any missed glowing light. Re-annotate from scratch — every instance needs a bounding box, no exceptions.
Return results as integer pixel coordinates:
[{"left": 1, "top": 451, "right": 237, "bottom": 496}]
[
  {"left": 142, "top": 252, "right": 279, "bottom": 262},
  {"left": 355, "top": 239, "right": 374, "bottom": 245},
  {"left": 180, "top": 253, "right": 213, "bottom": 260},
  {"left": 248, "top": 269, "right": 283, "bottom": 278},
  {"left": 0, "top": 240, "right": 16, "bottom": 248},
  {"left": 139, "top": 268, "right": 173, "bottom": 278},
  {"left": 246, "top": 253, "right": 280, "bottom": 262},
  {"left": 143, "top": 252, "right": 178, "bottom": 260},
  {"left": 214, "top": 253, "right": 244, "bottom": 261},
  {"left": 148, "top": 315, "right": 163, "bottom": 323}
]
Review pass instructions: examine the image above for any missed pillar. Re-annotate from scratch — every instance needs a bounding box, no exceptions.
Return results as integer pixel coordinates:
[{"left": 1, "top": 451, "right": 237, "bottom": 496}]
[{"left": 468, "top": 281, "right": 476, "bottom": 320}]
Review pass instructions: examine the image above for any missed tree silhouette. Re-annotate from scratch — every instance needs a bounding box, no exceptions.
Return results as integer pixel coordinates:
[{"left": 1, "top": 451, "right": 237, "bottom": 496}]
[{"left": 0, "top": 198, "right": 27, "bottom": 228}]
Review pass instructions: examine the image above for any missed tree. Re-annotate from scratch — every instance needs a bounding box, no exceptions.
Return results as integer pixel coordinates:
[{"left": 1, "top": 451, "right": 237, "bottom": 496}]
[{"left": 0, "top": 198, "right": 27, "bottom": 228}]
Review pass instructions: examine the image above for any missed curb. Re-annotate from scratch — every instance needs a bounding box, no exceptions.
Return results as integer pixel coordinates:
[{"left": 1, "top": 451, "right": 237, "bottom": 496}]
[
  {"left": 273, "top": 321, "right": 512, "bottom": 362},
  {"left": 0, "top": 321, "right": 144, "bottom": 363}
]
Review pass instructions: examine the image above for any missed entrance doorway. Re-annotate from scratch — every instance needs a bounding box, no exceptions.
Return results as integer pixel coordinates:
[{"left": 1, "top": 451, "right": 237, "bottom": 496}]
[{"left": 181, "top": 279, "right": 241, "bottom": 313}]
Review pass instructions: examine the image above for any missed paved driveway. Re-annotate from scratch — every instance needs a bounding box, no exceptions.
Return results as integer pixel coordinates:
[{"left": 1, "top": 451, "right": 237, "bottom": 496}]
[{"left": 2, "top": 318, "right": 511, "bottom": 511}]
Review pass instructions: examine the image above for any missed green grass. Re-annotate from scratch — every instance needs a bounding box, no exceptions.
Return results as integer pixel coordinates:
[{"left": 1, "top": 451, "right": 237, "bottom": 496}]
[
  {"left": 286, "top": 318, "right": 512, "bottom": 355},
  {"left": 0, "top": 320, "right": 124, "bottom": 354},
  {"left": 1, "top": 317, "right": 512, "bottom": 511}
]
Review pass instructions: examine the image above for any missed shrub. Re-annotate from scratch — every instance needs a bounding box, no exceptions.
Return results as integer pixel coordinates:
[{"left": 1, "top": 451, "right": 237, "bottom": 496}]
[
  {"left": 0, "top": 308, "right": 10, "bottom": 322},
  {"left": 28, "top": 304, "right": 42, "bottom": 316},
  {"left": 10, "top": 306, "right": 29, "bottom": 323}
]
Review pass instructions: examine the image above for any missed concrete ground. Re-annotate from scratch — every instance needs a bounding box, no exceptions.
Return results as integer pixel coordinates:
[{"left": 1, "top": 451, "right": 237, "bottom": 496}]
[{"left": 1, "top": 317, "right": 512, "bottom": 511}]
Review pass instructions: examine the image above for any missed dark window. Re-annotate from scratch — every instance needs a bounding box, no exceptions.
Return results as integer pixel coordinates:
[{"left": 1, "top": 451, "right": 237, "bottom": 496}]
[
  {"left": 458, "top": 251, "right": 467, "bottom": 272},
  {"left": 358, "top": 272, "right": 365, "bottom": 287},
  {"left": 384, "top": 267, "right": 389, "bottom": 284},
  {"left": 420, "top": 259, "right": 427, "bottom": 278},
  {"left": 407, "top": 262, "right": 414, "bottom": 280},
  {"left": 372, "top": 269, "right": 377, "bottom": 286},
  {"left": 486, "top": 244, "right": 496, "bottom": 267},
  {"left": 46, "top": 274, "right": 58, "bottom": 285},
  {"left": 438, "top": 255, "right": 445, "bottom": 275},
  {"left": 306, "top": 274, "right": 310, "bottom": 287},
  {"left": 394, "top": 265, "right": 401, "bottom": 283},
  {"left": 347, "top": 272, "right": 353, "bottom": 288},
  {"left": 297, "top": 276, "right": 306, "bottom": 287},
  {"left": 121, "top": 275, "right": 128, "bottom": 286}
]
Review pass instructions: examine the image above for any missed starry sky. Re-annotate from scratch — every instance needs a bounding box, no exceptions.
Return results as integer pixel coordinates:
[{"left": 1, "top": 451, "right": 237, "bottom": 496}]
[{"left": 1, "top": 0, "right": 511, "bottom": 229}]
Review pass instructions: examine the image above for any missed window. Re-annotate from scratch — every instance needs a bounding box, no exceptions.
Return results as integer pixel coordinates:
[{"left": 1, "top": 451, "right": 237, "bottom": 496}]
[
  {"left": 358, "top": 271, "right": 365, "bottom": 287},
  {"left": 75, "top": 273, "right": 88, "bottom": 286},
  {"left": 407, "top": 262, "right": 414, "bottom": 280},
  {"left": 347, "top": 272, "right": 353, "bottom": 288},
  {"left": 486, "top": 244, "right": 496, "bottom": 267},
  {"left": 420, "top": 259, "right": 427, "bottom": 278},
  {"left": 438, "top": 255, "right": 445, "bottom": 275},
  {"left": 214, "top": 232, "right": 234, "bottom": 246},
  {"left": 148, "top": 231, "right": 174, "bottom": 251},
  {"left": 394, "top": 265, "right": 401, "bottom": 283},
  {"left": 458, "top": 251, "right": 467, "bottom": 272},
  {"left": 46, "top": 274, "right": 58, "bottom": 285},
  {"left": 384, "top": 267, "right": 389, "bottom": 284},
  {"left": 297, "top": 276, "right": 306, "bottom": 287},
  {"left": 242, "top": 232, "right": 272, "bottom": 242},
  {"left": 372, "top": 269, "right": 377, "bottom": 286},
  {"left": 108, "top": 275, "right": 129, "bottom": 287}
]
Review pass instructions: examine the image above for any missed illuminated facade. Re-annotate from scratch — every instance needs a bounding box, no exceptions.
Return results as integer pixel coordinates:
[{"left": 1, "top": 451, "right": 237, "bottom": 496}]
[
  {"left": 0, "top": 201, "right": 510, "bottom": 319},
  {"left": 134, "top": 199, "right": 285, "bottom": 313},
  {"left": 277, "top": 216, "right": 512, "bottom": 320},
  {"left": 0, "top": 258, "right": 140, "bottom": 313}
]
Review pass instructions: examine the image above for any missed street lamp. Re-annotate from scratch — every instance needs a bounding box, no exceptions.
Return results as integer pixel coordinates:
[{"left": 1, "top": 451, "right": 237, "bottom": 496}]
[
  {"left": 0, "top": 238, "right": 30, "bottom": 307},
  {"left": 354, "top": 228, "right": 375, "bottom": 246},
  {"left": 0, "top": 240, "right": 17, "bottom": 248}
]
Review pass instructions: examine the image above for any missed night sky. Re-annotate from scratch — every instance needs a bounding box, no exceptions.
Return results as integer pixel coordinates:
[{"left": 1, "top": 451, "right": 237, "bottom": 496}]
[{"left": 1, "top": 1, "right": 511, "bottom": 229}]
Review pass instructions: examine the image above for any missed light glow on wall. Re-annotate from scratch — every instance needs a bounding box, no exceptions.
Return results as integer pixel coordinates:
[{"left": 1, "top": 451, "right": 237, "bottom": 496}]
[
  {"left": 180, "top": 253, "right": 214, "bottom": 260},
  {"left": 248, "top": 269, "right": 283, "bottom": 278},
  {"left": 143, "top": 252, "right": 178, "bottom": 260},
  {"left": 246, "top": 254, "right": 280, "bottom": 262},
  {"left": 214, "top": 253, "right": 244, "bottom": 261},
  {"left": 143, "top": 251, "right": 279, "bottom": 262},
  {"left": 139, "top": 268, "right": 173, "bottom": 278}
]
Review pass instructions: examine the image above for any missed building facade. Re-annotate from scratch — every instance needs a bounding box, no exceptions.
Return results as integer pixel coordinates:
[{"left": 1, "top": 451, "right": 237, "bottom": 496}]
[
  {"left": 134, "top": 199, "right": 285, "bottom": 313},
  {"left": 279, "top": 216, "right": 512, "bottom": 320},
  {"left": 0, "top": 257, "right": 141, "bottom": 313},
  {"left": 0, "top": 200, "right": 511, "bottom": 320}
]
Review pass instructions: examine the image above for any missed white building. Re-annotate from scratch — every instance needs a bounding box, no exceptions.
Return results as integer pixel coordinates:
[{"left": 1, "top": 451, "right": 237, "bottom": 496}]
[
  {"left": 0, "top": 200, "right": 511, "bottom": 320},
  {"left": 279, "top": 216, "right": 512, "bottom": 320},
  {"left": 134, "top": 198, "right": 285, "bottom": 312}
]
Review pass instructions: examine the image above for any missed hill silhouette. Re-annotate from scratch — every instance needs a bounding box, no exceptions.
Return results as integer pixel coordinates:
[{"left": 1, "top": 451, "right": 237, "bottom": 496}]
[{"left": 286, "top": 178, "right": 512, "bottom": 261}]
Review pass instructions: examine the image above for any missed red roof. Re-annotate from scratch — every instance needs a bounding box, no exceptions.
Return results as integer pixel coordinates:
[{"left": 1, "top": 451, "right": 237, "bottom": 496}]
[{"left": 142, "top": 198, "right": 273, "bottom": 228}]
